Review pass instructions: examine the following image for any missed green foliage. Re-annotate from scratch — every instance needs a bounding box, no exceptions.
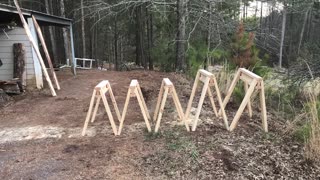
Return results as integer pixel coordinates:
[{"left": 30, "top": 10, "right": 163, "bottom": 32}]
[
  {"left": 163, "top": 129, "right": 199, "bottom": 160},
  {"left": 233, "top": 83, "right": 245, "bottom": 106},
  {"left": 243, "top": 16, "right": 259, "bottom": 29},
  {"left": 294, "top": 122, "right": 311, "bottom": 142},
  {"left": 151, "top": 38, "right": 175, "bottom": 72},
  {"left": 186, "top": 41, "right": 208, "bottom": 77},
  {"left": 265, "top": 83, "right": 301, "bottom": 119},
  {"left": 209, "top": 48, "right": 230, "bottom": 64},
  {"left": 229, "top": 23, "right": 263, "bottom": 69}
]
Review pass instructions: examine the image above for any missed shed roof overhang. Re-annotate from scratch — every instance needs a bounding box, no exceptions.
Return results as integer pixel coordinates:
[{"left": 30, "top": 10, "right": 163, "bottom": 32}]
[{"left": 0, "top": 3, "right": 72, "bottom": 27}]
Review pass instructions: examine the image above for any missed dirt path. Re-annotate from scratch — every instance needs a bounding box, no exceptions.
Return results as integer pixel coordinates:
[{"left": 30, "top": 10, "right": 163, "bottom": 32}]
[{"left": 0, "top": 70, "right": 319, "bottom": 179}]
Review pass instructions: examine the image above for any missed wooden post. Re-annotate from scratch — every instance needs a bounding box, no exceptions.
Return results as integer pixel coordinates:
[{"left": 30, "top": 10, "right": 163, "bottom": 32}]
[
  {"left": 184, "top": 69, "right": 229, "bottom": 131},
  {"left": 118, "top": 80, "right": 151, "bottom": 135},
  {"left": 221, "top": 68, "right": 268, "bottom": 132},
  {"left": 153, "top": 78, "right": 189, "bottom": 132},
  {"left": 32, "top": 16, "right": 61, "bottom": 90},
  {"left": 13, "top": 0, "right": 56, "bottom": 96},
  {"left": 82, "top": 80, "right": 120, "bottom": 136},
  {"left": 13, "top": 43, "right": 26, "bottom": 87}
]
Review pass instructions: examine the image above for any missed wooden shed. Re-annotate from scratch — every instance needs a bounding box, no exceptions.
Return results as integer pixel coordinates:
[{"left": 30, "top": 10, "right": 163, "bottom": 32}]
[{"left": 0, "top": 3, "right": 75, "bottom": 89}]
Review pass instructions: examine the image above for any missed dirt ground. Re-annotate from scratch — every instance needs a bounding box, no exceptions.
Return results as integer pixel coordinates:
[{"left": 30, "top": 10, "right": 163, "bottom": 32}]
[{"left": 0, "top": 69, "right": 319, "bottom": 179}]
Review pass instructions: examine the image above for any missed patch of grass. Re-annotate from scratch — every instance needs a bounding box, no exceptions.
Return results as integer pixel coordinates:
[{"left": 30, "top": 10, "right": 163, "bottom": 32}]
[
  {"left": 163, "top": 129, "right": 199, "bottom": 161},
  {"left": 294, "top": 123, "right": 311, "bottom": 143},
  {"left": 143, "top": 129, "right": 163, "bottom": 141},
  {"left": 305, "top": 94, "right": 320, "bottom": 161}
]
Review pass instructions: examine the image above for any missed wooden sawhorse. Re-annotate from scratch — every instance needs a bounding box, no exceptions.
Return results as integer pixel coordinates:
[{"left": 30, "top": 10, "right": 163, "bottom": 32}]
[
  {"left": 185, "top": 69, "right": 229, "bottom": 131},
  {"left": 118, "top": 80, "right": 152, "bottom": 135},
  {"left": 82, "top": 80, "right": 121, "bottom": 136},
  {"left": 153, "top": 78, "right": 190, "bottom": 132},
  {"left": 220, "top": 68, "right": 268, "bottom": 132}
]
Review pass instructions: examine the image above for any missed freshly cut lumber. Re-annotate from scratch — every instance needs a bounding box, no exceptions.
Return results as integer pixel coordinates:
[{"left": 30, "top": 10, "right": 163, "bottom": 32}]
[
  {"left": 220, "top": 68, "right": 268, "bottom": 132},
  {"left": 118, "top": 80, "right": 151, "bottom": 135},
  {"left": 184, "top": 69, "right": 229, "bottom": 131},
  {"left": 154, "top": 78, "right": 189, "bottom": 132},
  {"left": 82, "top": 80, "right": 120, "bottom": 136},
  {"left": 32, "top": 15, "right": 60, "bottom": 90}
]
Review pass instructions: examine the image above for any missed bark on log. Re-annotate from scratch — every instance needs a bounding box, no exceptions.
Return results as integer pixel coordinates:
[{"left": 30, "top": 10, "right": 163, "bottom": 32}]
[{"left": 13, "top": 43, "right": 26, "bottom": 86}]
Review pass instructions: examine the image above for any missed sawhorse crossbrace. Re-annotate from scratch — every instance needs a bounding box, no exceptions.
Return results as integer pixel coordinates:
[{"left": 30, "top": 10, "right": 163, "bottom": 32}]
[
  {"left": 118, "top": 80, "right": 152, "bottom": 135},
  {"left": 185, "top": 69, "right": 229, "bottom": 131},
  {"left": 82, "top": 80, "right": 121, "bottom": 136},
  {"left": 153, "top": 78, "right": 190, "bottom": 132}
]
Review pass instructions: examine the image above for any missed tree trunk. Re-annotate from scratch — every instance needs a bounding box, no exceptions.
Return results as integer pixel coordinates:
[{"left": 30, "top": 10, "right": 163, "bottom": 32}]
[
  {"left": 206, "top": 1, "right": 212, "bottom": 69},
  {"left": 279, "top": 7, "right": 287, "bottom": 68},
  {"left": 176, "top": 0, "right": 187, "bottom": 72},
  {"left": 44, "top": 0, "right": 58, "bottom": 65},
  {"left": 135, "top": 5, "right": 145, "bottom": 67},
  {"left": 146, "top": 4, "right": 153, "bottom": 70},
  {"left": 60, "top": 0, "right": 71, "bottom": 64},
  {"left": 114, "top": 18, "right": 119, "bottom": 71},
  {"left": 298, "top": 8, "right": 310, "bottom": 55},
  {"left": 80, "top": 0, "right": 86, "bottom": 58}
]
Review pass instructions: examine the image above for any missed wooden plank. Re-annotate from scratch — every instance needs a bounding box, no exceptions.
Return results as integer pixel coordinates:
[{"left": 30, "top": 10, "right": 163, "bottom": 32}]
[
  {"left": 135, "top": 88, "right": 152, "bottom": 132},
  {"left": 90, "top": 96, "right": 101, "bottom": 123},
  {"left": 137, "top": 83, "right": 151, "bottom": 120},
  {"left": 207, "top": 86, "right": 218, "bottom": 117},
  {"left": 240, "top": 73, "right": 254, "bottom": 85},
  {"left": 192, "top": 77, "right": 210, "bottom": 131},
  {"left": 213, "top": 76, "right": 229, "bottom": 130},
  {"left": 154, "top": 87, "right": 169, "bottom": 132},
  {"left": 199, "top": 69, "right": 213, "bottom": 77},
  {"left": 82, "top": 90, "right": 96, "bottom": 136},
  {"left": 107, "top": 83, "right": 121, "bottom": 122},
  {"left": 199, "top": 75, "right": 207, "bottom": 83},
  {"left": 28, "top": 18, "right": 43, "bottom": 89},
  {"left": 100, "top": 89, "right": 118, "bottom": 135},
  {"left": 244, "top": 81, "right": 253, "bottom": 118},
  {"left": 32, "top": 16, "right": 60, "bottom": 90},
  {"left": 118, "top": 88, "right": 131, "bottom": 135},
  {"left": 171, "top": 86, "right": 190, "bottom": 131},
  {"left": 163, "top": 78, "right": 173, "bottom": 86},
  {"left": 130, "top": 79, "right": 138, "bottom": 87},
  {"left": 184, "top": 71, "right": 200, "bottom": 122},
  {"left": 259, "top": 81, "right": 268, "bottom": 132},
  {"left": 153, "top": 80, "right": 164, "bottom": 121},
  {"left": 13, "top": 0, "right": 56, "bottom": 96},
  {"left": 239, "top": 68, "right": 262, "bottom": 80},
  {"left": 229, "top": 80, "right": 257, "bottom": 131},
  {"left": 95, "top": 80, "right": 109, "bottom": 91}
]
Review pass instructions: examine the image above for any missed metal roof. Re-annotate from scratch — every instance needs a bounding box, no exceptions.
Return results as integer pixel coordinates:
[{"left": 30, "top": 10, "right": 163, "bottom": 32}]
[{"left": 0, "top": 3, "right": 72, "bottom": 27}]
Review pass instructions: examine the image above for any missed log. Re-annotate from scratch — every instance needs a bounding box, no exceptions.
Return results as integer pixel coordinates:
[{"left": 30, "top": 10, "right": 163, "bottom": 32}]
[
  {"left": 13, "top": 43, "right": 26, "bottom": 87},
  {"left": 0, "top": 89, "right": 12, "bottom": 107},
  {"left": 0, "top": 80, "right": 22, "bottom": 94}
]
